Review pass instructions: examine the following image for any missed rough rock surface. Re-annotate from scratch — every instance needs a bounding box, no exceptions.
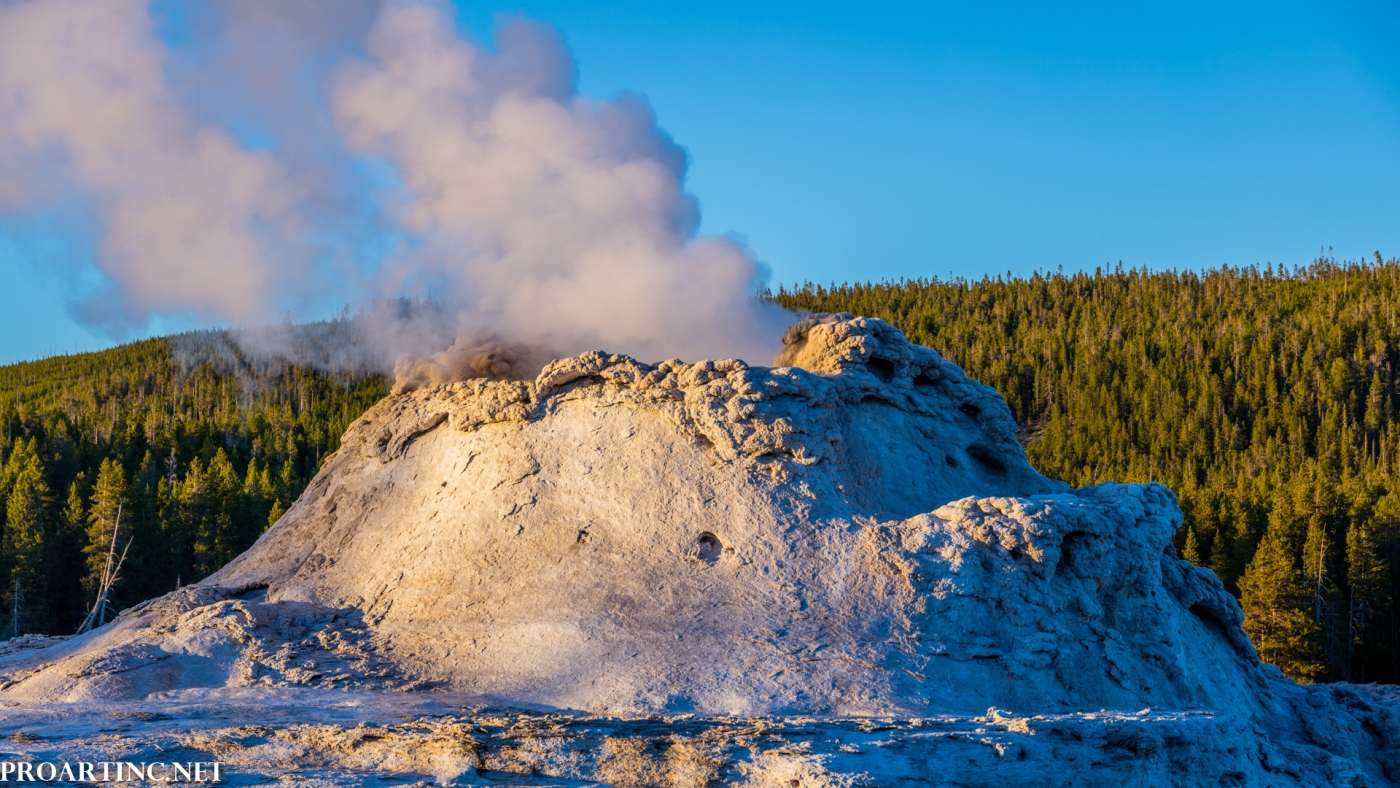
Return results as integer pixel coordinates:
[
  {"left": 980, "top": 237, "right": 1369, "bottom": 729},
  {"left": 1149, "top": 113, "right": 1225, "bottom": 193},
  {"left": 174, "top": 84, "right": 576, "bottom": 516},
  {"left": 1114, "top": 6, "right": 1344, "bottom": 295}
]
[{"left": 2, "top": 315, "right": 1399, "bottom": 786}]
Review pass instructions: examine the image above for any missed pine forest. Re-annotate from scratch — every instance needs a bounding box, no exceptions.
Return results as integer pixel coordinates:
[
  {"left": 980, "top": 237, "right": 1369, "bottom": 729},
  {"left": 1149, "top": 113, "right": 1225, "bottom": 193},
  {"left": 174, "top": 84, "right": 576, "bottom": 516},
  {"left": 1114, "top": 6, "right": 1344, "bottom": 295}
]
[
  {"left": 3, "top": 257, "right": 1399, "bottom": 687},
  {"left": 0, "top": 331, "right": 386, "bottom": 636}
]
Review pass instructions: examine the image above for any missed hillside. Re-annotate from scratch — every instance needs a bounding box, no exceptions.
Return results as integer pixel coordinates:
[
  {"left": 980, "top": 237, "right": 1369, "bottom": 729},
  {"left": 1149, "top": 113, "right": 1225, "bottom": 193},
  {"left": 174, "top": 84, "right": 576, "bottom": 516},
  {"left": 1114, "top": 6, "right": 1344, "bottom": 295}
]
[
  {"left": 0, "top": 330, "right": 387, "bottom": 634},
  {"left": 775, "top": 256, "right": 1400, "bottom": 684},
  {"left": 2, "top": 259, "right": 1398, "bottom": 688}
]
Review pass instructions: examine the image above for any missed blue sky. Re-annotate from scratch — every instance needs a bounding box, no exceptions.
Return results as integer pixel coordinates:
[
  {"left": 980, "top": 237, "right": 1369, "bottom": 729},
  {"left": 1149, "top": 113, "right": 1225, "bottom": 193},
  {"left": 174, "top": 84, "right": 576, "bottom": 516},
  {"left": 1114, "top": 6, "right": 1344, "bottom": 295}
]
[{"left": 2, "top": 0, "right": 1398, "bottom": 364}]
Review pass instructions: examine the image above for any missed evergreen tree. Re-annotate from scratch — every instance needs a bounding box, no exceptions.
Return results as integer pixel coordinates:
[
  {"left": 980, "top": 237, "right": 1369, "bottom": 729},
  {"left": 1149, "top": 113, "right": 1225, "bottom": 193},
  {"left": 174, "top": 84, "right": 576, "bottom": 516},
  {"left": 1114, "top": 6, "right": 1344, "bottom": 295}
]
[
  {"left": 1303, "top": 517, "right": 1331, "bottom": 624},
  {"left": 1346, "top": 519, "right": 1387, "bottom": 680},
  {"left": 1182, "top": 525, "right": 1203, "bottom": 565},
  {"left": 4, "top": 448, "right": 50, "bottom": 633},
  {"left": 1209, "top": 509, "right": 1240, "bottom": 592},
  {"left": 1240, "top": 526, "right": 1327, "bottom": 681},
  {"left": 267, "top": 499, "right": 286, "bottom": 530},
  {"left": 50, "top": 474, "right": 89, "bottom": 630},
  {"left": 60, "top": 477, "right": 86, "bottom": 549},
  {"left": 84, "top": 459, "right": 130, "bottom": 602}
]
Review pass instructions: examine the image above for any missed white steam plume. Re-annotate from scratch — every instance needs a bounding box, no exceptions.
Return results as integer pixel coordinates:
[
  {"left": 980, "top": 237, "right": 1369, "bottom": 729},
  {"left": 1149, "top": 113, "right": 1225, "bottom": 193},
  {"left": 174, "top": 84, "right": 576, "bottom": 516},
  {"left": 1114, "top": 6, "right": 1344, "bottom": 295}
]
[
  {"left": 334, "top": 1, "right": 785, "bottom": 366},
  {"left": 0, "top": 0, "right": 788, "bottom": 372},
  {"left": 0, "top": 0, "right": 303, "bottom": 329}
]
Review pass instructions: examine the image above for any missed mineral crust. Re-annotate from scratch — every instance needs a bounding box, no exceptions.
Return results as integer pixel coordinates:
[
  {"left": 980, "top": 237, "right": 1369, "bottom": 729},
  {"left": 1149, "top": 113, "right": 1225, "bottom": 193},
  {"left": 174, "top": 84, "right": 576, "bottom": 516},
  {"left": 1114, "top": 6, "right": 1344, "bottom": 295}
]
[{"left": 1, "top": 316, "right": 1396, "bottom": 786}]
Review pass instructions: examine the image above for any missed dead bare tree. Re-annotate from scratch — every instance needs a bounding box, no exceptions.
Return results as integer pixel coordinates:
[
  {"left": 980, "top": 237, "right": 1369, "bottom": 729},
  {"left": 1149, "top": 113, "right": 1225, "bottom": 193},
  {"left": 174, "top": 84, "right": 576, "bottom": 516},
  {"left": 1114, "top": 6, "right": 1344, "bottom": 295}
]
[
  {"left": 77, "top": 503, "right": 130, "bottom": 635},
  {"left": 7, "top": 578, "right": 20, "bottom": 640}
]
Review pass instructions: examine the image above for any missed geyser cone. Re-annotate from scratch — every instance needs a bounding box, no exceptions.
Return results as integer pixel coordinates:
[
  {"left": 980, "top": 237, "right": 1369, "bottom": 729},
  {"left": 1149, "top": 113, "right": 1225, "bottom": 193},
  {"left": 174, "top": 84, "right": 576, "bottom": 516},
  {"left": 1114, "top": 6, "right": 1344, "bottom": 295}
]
[
  {"left": 1, "top": 317, "right": 1257, "bottom": 717},
  {"left": 240, "top": 317, "right": 1258, "bottom": 713},
  {"left": 7, "top": 317, "right": 1400, "bottom": 786}
]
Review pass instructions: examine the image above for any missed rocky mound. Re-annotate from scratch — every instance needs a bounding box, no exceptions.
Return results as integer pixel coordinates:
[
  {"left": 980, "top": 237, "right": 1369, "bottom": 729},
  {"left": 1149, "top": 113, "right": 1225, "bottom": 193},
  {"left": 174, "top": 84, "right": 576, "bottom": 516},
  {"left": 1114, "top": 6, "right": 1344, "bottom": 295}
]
[{"left": 2, "top": 316, "right": 1398, "bottom": 786}]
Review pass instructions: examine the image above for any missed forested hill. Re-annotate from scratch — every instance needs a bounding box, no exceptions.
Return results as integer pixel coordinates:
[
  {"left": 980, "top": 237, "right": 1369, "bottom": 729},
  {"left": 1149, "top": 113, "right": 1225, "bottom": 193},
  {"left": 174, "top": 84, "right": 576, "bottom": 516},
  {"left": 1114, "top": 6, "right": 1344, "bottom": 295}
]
[
  {"left": 775, "top": 257, "right": 1400, "bottom": 684},
  {"left": 4, "top": 260, "right": 1400, "bottom": 686},
  {"left": 0, "top": 332, "right": 387, "bottom": 635}
]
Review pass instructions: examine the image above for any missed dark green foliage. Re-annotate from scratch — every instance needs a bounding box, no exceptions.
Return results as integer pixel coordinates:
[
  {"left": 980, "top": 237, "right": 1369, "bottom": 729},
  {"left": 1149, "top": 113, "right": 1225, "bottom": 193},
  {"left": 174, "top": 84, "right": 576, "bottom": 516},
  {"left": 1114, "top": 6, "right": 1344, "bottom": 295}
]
[
  {"left": 1240, "top": 523, "right": 1326, "bottom": 681},
  {"left": 0, "top": 330, "right": 387, "bottom": 635},
  {"left": 775, "top": 257, "right": 1400, "bottom": 682}
]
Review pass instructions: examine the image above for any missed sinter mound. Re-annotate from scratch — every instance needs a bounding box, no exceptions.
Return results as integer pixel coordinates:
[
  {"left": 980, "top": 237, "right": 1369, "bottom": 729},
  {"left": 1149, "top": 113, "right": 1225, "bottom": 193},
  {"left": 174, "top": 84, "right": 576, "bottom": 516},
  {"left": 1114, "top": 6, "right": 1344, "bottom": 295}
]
[{"left": 2, "top": 315, "right": 1398, "bottom": 786}]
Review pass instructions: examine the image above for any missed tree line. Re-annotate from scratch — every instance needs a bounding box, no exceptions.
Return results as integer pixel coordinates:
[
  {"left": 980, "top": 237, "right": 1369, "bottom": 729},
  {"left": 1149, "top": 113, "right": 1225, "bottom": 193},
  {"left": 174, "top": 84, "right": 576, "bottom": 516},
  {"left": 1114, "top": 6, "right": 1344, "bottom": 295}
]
[
  {"left": 774, "top": 255, "right": 1400, "bottom": 684},
  {"left": 0, "top": 331, "right": 386, "bottom": 635},
  {"left": 5, "top": 261, "right": 1399, "bottom": 686}
]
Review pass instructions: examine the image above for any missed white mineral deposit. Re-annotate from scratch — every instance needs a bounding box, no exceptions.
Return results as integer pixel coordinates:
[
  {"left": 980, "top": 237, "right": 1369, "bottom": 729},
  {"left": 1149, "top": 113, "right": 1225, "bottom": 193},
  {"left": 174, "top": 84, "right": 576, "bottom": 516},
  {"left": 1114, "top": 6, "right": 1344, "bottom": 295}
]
[{"left": 1, "top": 316, "right": 1397, "bottom": 786}]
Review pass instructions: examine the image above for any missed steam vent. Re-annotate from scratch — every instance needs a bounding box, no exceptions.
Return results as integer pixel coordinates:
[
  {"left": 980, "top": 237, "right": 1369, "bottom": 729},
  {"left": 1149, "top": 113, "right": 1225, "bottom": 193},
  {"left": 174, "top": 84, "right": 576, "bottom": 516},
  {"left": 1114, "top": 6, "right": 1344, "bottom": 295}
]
[{"left": 3, "top": 316, "right": 1399, "bottom": 786}]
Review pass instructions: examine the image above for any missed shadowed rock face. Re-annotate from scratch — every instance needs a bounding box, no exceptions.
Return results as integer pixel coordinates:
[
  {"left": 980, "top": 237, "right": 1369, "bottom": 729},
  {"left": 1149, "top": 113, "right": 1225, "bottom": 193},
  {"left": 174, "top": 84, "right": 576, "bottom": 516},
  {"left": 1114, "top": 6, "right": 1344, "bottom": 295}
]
[{"left": 2, "top": 316, "right": 1398, "bottom": 786}]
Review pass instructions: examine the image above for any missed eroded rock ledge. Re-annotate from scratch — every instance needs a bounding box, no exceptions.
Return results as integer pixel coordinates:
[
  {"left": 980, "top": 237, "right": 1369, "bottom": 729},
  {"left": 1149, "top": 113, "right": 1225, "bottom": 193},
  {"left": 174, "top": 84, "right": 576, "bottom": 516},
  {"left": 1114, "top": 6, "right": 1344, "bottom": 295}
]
[{"left": 352, "top": 315, "right": 1045, "bottom": 489}]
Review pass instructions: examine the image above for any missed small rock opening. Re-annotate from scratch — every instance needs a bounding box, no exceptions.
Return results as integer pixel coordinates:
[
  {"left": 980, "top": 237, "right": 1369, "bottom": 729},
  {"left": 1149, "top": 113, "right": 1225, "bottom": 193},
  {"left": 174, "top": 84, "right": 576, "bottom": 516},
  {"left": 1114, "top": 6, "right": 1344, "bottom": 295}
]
[
  {"left": 914, "top": 372, "right": 937, "bottom": 387},
  {"left": 959, "top": 402, "right": 982, "bottom": 417},
  {"left": 697, "top": 532, "right": 722, "bottom": 563},
  {"left": 1189, "top": 603, "right": 1233, "bottom": 642},
  {"left": 866, "top": 357, "right": 896, "bottom": 382},
  {"left": 966, "top": 443, "right": 1007, "bottom": 473},
  {"left": 1056, "top": 533, "right": 1091, "bottom": 577},
  {"left": 231, "top": 584, "right": 269, "bottom": 601}
]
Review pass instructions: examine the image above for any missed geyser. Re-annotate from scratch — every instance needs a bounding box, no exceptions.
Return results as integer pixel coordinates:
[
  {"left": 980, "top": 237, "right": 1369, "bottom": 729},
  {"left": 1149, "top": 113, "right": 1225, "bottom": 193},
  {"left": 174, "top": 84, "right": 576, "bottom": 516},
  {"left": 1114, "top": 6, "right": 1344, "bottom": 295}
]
[{"left": 2, "top": 316, "right": 1398, "bottom": 786}]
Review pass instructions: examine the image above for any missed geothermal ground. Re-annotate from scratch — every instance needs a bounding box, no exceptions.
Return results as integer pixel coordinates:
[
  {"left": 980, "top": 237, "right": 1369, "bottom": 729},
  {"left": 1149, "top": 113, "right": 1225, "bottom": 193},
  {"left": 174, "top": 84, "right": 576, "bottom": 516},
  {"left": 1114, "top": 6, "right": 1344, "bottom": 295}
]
[
  {"left": 2, "top": 316, "right": 1399, "bottom": 786},
  {"left": 12, "top": 683, "right": 1397, "bottom": 787}
]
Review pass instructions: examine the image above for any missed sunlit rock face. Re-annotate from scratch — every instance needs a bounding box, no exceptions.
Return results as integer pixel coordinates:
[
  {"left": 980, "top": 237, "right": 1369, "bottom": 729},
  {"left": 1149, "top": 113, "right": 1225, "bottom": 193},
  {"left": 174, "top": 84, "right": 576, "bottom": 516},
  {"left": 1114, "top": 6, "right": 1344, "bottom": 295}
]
[{"left": 2, "top": 316, "right": 1397, "bottom": 786}]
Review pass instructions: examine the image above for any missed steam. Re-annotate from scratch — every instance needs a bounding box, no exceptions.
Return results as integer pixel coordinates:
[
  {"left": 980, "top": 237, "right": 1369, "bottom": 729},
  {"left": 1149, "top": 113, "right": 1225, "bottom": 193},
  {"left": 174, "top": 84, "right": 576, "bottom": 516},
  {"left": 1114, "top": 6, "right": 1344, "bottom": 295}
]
[
  {"left": 0, "top": 0, "right": 787, "bottom": 377},
  {"left": 0, "top": 0, "right": 299, "bottom": 329}
]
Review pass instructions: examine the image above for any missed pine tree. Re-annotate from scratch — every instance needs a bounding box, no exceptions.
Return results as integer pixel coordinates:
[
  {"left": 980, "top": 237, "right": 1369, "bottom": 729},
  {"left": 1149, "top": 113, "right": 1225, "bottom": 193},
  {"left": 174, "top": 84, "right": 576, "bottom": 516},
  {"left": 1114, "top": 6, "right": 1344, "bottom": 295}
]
[
  {"left": 1364, "top": 370, "right": 1384, "bottom": 456},
  {"left": 60, "top": 477, "right": 86, "bottom": 546},
  {"left": 1239, "top": 526, "right": 1327, "bottom": 682},
  {"left": 84, "top": 459, "right": 130, "bottom": 602},
  {"left": 49, "top": 474, "right": 89, "bottom": 630},
  {"left": 1345, "top": 518, "right": 1387, "bottom": 681},
  {"left": 1182, "top": 525, "right": 1203, "bottom": 565},
  {"left": 1302, "top": 516, "right": 1331, "bottom": 623},
  {"left": 1210, "top": 512, "right": 1239, "bottom": 592},
  {"left": 267, "top": 499, "right": 286, "bottom": 530},
  {"left": 5, "top": 451, "right": 50, "bottom": 634}
]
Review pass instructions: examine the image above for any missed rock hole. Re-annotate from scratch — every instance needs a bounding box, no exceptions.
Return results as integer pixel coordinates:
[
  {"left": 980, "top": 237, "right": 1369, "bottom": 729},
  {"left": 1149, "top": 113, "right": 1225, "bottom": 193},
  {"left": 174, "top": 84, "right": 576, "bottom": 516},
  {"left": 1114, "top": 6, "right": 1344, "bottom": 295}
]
[
  {"left": 577, "top": 528, "right": 591, "bottom": 544},
  {"left": 945, "top": 454, "right": 958, "bottom": 467},
  {"left": 697, "top": 532, "right": 722, "bottom": 563},
  {"left": 966, "top": 443, "right": 1007, "bottom": 473},
  {"left": 231, "top": 584, "right": 269, "bottom": 601},
  {"left": 1189, "top": 603, "right": 1233, "bottom": 642},
  {"left": 866, "top": 357, "right": 896, "bottom": 382},
  {"left": 553, "top": 373, "right": 608, "bottom": 394},
  {"left": 914, "top": 372, "right": 937, "bottom": 387},
  {"left": 1057, "top": 533, "right": 1091, "bottom": 576},
  {"left": 959, "top": 402, "right": 982, "bottom": 417}
]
